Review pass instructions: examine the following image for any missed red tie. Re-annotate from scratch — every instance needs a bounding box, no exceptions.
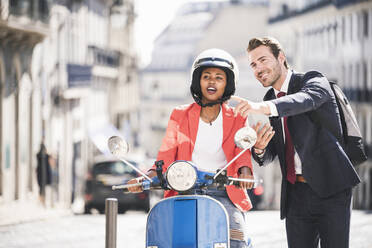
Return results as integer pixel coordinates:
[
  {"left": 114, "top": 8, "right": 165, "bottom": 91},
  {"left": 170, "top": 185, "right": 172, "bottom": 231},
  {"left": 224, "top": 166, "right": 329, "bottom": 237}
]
[{"left": 277, "top": 92, "right": 296, "bottom": 184}]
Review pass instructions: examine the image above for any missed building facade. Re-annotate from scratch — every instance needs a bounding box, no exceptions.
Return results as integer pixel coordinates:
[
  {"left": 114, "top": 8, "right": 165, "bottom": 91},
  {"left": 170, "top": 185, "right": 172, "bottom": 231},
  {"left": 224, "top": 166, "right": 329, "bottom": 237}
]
[
  {"left": 33, "top": 0, "right": 139, "bottom": 209},
  {"left": 0, "top": 0, "right": 50, "bottom": 206},
  {"left": 1, "top": 0, "right": 139, "bottom": 212}
]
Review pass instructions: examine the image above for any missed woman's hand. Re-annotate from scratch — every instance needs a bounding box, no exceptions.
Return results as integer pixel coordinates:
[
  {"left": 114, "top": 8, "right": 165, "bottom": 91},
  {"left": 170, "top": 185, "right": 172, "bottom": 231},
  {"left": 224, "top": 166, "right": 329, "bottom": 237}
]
[
  {"left": 239, "top": 167, "right": 254, "bottom": 189},
  {"left": 127, "top": 177, "right": 144, "bottom": 193},
  {"left": 127, "top": 170, "right": 157, "bottom": 193}
]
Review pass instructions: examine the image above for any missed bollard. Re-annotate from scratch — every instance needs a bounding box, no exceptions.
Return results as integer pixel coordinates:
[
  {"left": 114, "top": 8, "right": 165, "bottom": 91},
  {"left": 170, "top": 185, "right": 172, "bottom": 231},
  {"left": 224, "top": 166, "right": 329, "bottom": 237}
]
[{"left": 105, "top": 198, "right": 118, "bottom": 248}]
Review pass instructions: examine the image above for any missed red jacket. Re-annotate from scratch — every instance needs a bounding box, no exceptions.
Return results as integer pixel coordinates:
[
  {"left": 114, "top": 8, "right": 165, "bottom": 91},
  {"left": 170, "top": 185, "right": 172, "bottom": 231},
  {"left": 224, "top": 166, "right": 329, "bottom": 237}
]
[{"left": 153, "top": 102, "right": 253, "bottom": 212}]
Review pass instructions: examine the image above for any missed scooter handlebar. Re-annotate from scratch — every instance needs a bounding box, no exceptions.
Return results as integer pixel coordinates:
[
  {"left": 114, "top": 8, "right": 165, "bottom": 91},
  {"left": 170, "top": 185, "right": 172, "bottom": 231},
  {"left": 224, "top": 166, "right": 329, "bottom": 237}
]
[
  {"left": 112, "top": 177, "right": 161, "bottom": 193},
  {"left": 112, "top": 182, "right": 142, "bottom": 192},
  {"left": 229, "top": 177, "right": 263, "bottom": 188}
]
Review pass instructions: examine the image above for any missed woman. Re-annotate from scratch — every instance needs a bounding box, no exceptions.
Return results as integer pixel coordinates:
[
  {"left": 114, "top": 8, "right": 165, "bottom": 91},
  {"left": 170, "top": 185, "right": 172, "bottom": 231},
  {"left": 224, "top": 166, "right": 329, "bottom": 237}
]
[{"left": 129, "top": 48, "right": 254, "bottom": 247}]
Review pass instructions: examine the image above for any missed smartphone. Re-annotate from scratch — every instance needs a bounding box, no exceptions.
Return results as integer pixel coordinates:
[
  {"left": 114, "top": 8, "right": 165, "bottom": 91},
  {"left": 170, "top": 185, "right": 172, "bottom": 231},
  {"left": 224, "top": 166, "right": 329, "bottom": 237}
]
[{"left": 246, "top": 113, "right": 270, "bottom": 133}]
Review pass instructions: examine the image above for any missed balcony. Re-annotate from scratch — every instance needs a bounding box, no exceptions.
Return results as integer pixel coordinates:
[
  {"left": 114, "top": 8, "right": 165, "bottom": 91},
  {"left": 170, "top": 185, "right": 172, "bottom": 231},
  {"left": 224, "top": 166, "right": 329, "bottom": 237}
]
[
  {"left": 9, "top": 0, "right": 51, "bottom": 23},
  {"left": 87, "top": 45, "right": 120, "bottom": 68},
  {"left": 333, "top": 0, "right": 368, "bottom": 8},
  {"left": 0, "top": 0, "right": 51, "bottom": 45},
  {"left": 269, "top": 0, "right": 331, "bottom": 23},
  {"left": 268, "top": 0, "right": 368, "bottom": 23}
]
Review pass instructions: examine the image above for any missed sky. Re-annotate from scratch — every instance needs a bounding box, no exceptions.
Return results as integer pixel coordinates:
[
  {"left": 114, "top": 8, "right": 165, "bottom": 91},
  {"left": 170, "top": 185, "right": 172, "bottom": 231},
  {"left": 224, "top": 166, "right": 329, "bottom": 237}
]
[
  {"left": 134, "top": 0, "right": 190, "bottom": 68},
  {"left": 134, "top": 0, "right": 228, "bottom": 68}
]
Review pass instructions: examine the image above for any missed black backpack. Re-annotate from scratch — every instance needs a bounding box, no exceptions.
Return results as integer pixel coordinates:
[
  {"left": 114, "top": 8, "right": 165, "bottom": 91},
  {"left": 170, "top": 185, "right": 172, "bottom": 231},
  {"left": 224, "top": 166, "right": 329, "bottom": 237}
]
[
  {"left": 297, "top": 71, "right": 368, "bottom": 166},
  {"left": 328, "top": 81, "right": 368, "bottom": 166}
]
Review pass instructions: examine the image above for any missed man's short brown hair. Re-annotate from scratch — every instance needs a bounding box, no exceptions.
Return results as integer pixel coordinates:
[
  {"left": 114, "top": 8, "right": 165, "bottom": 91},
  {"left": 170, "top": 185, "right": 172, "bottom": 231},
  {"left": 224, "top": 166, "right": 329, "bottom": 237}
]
[{"left": 247, "top": 37, "right": 289, "bottom": 69}]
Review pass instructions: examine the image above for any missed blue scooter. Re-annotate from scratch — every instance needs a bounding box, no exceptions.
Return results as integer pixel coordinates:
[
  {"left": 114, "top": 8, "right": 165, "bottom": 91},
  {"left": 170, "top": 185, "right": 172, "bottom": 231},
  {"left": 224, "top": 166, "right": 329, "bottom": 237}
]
[{"left": 108, "top": 126, "right": 262, "bottom": 248}]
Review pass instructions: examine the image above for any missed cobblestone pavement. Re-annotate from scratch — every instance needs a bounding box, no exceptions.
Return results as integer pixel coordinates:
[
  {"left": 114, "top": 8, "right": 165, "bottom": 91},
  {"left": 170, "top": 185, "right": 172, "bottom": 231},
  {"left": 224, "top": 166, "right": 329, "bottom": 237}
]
[
  {"left": 246, "top": 210, "right": 372, "bottom": 248},
  {"left": 0, "top": 210, "right": 371, "bottom": 247}
]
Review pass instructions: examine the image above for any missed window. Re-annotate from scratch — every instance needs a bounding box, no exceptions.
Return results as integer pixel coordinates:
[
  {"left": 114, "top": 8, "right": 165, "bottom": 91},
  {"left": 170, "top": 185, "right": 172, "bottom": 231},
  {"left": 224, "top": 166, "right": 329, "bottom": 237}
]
[
  {"left": 349, "top": 14, "right": 353, "bottom": 42},
  {"left": 362, "top": 61, "right": 368, "bottom": 101},
  {"left": 342, "top": 16, "right": 346, "bottom": 44},
  {"left": 348, "top": 63, "right": 355, "bottom": 100},
  {"left": 363, "top": 10, "right": 369, "bottom": 38},
  {"left": 333, "top": 23, "right": 337, "bottom": 46},
  {"left": 355, "top": 62, "right": 360, "bottom": 101},
  {"left": 366, "top": 110, "right": 372, "bottom": 145},
  {"left": 341, "top": 64, "right": 346, "bottom": 88},
  {"left": 368, "top": 60, "right": 372, "bottom": 102}
]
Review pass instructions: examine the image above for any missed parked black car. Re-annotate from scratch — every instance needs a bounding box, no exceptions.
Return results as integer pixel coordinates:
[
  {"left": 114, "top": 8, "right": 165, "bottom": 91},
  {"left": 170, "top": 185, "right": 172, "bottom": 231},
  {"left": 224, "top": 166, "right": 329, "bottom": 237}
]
[{"left": 84, "top": 157, "right": 150, "bottom": 214}]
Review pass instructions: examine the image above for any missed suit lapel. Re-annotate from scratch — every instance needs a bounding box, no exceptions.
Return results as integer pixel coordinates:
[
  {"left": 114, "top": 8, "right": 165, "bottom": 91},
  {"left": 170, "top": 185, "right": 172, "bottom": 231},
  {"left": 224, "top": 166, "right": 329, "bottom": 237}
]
[{"left": 287, "top": 72, "right": 301, "bottom": 95}]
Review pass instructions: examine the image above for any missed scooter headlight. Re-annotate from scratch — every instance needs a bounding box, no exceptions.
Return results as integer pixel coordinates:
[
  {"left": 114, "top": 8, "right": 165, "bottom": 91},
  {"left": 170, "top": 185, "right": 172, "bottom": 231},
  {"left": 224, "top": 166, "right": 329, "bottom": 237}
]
[{"left": 166, "top": 161, "right": 197, "bottom": 192}]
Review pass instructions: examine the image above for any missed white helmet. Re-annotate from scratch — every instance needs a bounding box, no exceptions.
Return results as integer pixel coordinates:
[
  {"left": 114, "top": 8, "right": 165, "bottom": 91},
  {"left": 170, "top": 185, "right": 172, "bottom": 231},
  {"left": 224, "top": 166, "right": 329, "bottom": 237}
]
[{"left": 190, "top": 48, "right": 239, "bottom": 107}]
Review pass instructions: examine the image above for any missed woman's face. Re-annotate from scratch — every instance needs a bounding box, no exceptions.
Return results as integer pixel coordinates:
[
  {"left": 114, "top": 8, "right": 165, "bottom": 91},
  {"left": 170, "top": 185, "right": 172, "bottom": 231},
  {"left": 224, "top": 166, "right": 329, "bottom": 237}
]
[{"left": 200, "top": 67, "right": 227, "bottom": 104}]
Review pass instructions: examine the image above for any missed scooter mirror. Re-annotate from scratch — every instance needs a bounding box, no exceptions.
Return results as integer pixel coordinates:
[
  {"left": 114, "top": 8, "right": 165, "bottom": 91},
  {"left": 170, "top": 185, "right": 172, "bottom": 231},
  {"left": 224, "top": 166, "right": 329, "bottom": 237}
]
[
  {"left": 108, "top": 136, "right": 153, "bottom": 182},
  {"left": 108, "top": 136, "right": 129, "bottom": 157},
  {"left": 234, "top": 126, "right": 257, "bottom": 150}
]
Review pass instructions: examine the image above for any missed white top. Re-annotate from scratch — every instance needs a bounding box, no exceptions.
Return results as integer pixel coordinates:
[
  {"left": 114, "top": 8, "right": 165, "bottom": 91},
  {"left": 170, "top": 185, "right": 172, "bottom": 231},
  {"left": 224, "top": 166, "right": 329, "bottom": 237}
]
[
  {"left": 265, "top": 70, "right": 302, "bottom": 174},
  {"left": 191, "top": 109, "right": 227, "bottom": 172}
]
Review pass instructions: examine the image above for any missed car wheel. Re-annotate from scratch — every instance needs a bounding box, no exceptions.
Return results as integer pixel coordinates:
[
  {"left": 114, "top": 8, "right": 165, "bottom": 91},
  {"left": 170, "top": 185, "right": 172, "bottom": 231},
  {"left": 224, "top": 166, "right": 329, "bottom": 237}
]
[
  {"left": 119, "top": 208, "right": 127, "bottom": 214},
  {"left": 84, "top": 205, "right": 91, "bottom": 214},
  {"left": 98, "top": 208, "right": 106, "bottom": 214},
  {"left": 143, "top": 203, "right": 150, "bottom": 213},
  {"left": 142, "top": 198, "right": 150, "bottom": 213}
]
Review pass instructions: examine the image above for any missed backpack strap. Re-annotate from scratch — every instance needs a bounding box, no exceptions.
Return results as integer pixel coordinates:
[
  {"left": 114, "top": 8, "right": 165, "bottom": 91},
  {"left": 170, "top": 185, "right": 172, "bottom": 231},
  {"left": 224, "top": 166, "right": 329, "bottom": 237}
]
[{"left": 328, "top": 82, "right": 348, "bottom": 144}]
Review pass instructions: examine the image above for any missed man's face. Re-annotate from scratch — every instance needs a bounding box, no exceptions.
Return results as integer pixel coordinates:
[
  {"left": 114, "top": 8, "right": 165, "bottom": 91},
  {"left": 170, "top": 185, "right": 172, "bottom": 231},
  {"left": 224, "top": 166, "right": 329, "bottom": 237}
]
[{"left": 248, "top": 45, "right": 283, "bottom": 88}]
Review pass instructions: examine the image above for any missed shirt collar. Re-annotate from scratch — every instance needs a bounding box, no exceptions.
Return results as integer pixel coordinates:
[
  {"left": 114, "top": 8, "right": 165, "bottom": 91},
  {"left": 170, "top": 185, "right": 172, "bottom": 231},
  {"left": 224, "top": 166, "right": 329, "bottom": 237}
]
[{"left": 274, "top": 69, "right": 292, "bottom": 97}]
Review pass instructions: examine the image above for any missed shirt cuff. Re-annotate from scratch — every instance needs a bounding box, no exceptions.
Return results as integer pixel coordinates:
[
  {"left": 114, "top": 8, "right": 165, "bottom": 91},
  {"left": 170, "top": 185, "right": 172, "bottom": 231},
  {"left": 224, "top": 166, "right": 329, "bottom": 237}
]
[
  {"left": 255, "top": 150, "right": 265, "bottom": 158},
  {"left": 265, "top": 101, "right": 278, "bottom": 117},
  {"left": 252, "top": 147, "right": 265, "bottom": 158}
]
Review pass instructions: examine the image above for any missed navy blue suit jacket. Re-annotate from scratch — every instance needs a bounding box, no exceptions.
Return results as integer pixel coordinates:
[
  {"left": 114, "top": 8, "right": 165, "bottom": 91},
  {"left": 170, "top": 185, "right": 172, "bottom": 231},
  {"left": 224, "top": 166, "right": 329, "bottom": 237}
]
[{"left": 252, "top": 71, "right": 360, "bottom": 219}]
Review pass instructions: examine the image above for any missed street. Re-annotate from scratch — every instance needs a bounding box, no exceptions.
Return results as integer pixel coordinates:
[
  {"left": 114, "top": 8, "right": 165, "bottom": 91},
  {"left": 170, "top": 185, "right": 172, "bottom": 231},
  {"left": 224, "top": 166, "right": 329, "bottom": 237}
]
[{"left": 1, "top": 210, "right": 372, "bottom": 248}]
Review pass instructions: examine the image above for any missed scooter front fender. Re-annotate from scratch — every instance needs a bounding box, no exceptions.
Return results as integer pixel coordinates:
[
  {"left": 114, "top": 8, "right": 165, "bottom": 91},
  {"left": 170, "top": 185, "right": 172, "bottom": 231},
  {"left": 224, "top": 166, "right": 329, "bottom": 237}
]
[{"left": 146, "top": 195, "right": 229, "bottom": 248}]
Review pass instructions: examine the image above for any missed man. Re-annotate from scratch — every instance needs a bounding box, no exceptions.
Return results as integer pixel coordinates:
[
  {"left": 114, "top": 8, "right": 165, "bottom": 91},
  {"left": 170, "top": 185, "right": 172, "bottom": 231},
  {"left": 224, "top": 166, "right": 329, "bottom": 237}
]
[
  {"left": 36, "top": 143, "right": 52, "bottom": 206},
  {"left": 232, "top": 37, "right": 360, "bottom": 247}
]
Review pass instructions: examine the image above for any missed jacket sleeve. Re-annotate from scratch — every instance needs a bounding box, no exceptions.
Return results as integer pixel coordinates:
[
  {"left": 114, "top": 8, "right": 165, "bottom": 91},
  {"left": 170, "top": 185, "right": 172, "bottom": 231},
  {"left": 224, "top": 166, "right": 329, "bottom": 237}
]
[
  {"left": 251, "top": 138, "right": 276, "bottom": 166},
  {"left": 152, "top": 109, "right": 180, "bottom": 172},
  {"left": 271, "top": 73, "right": 332, "bottom": 117}
]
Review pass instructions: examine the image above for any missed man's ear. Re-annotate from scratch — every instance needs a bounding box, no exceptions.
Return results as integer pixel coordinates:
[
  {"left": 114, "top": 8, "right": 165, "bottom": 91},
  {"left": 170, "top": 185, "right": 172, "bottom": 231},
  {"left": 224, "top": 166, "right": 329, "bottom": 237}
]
[{"left": 278, "top": 51, "right": 286, "bottom": 66}]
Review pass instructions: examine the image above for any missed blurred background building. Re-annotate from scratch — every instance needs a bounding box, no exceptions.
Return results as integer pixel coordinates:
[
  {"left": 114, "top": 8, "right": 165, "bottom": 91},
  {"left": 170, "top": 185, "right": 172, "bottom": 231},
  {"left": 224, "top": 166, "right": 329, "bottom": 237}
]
[
  {"left": 0, "top": 0, "right": 371, "bottom": 216},
  {"left": 1, "top": 0, "right": 139, "bottom": 211},
  {"left": 0, "top": 0, "right": 50, "bottom": 208}
]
